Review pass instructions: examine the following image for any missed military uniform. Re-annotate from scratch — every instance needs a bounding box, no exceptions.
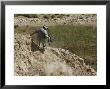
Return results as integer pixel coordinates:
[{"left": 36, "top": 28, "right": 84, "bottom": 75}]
[
  {"left": 30, "top": 26, "right": 49, "bottom": 49},
  {"left": 37, "top": 27, "right": 49, "bottom": 49}
]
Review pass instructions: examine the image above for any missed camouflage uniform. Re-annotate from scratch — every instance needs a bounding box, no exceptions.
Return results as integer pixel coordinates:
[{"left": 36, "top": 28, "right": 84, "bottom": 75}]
[
  {"left": 30, "top": 26, "right": 49, "bottom": 49},
  {"left": 37, "top": 27, "right": 49, "bottom": 49}
]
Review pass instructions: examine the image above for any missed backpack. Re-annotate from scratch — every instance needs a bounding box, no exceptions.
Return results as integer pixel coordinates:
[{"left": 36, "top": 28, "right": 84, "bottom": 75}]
[{"left": 38, "top": 28, "right": 47, "bottom": 39}]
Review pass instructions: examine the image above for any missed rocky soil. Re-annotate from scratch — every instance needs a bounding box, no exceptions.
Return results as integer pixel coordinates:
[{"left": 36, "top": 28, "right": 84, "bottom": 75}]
[
  {"left": 14, "top": 33, "right": 96, "bottom": 76},
  {"left": 14, "top": 14, "right": 96, "bottom": 26}
]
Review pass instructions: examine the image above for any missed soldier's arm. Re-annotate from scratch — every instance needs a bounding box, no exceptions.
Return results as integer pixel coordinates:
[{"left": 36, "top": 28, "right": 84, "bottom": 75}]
[
  {"left": 30, "top": 30, "right": 38, "bottom": 36},
  {"left": 44, "top": 30, "right": 49, "bottom": 38}
]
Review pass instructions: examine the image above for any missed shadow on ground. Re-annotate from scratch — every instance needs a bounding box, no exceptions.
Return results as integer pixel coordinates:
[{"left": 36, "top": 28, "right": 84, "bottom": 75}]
[{"left": 31, "top": 39, "right": 45, "bottom": 53}]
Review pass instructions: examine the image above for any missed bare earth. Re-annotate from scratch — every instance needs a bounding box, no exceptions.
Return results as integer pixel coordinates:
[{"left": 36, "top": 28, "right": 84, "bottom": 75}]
[
  {"left": 14, "top": 14, "right": 96, "bottom": 26},
  {"left": 14, "top": 33, "right": 96, "bottom": 76}
]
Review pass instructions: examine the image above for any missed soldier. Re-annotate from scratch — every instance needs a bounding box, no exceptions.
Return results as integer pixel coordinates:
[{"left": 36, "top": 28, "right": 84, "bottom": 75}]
[{"left": 30, "top": 26, "right": 49, "bottom": 50}]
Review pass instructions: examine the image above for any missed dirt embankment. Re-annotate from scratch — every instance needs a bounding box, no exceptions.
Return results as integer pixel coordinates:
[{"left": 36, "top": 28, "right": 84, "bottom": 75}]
[
  {"left": 14, "top": 33, "right": 96, "bottom": 76},
  {"left": 14, "top": 14, "right": 96, "bottom": 26}
]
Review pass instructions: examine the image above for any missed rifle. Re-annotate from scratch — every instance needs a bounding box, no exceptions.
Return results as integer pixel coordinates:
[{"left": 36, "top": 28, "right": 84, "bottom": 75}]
[{"left": 48, "top": 36, "right": 53, "bottom": 46}]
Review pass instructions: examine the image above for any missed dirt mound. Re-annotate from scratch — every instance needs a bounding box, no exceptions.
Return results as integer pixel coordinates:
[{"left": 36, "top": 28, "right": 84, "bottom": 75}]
[{"left": 14, "top": 33, "right": 96, "bottom": 76}]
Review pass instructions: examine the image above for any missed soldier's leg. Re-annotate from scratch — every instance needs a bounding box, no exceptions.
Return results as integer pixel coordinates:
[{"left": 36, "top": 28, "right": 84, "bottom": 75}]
[
  {"left": 37, "top": 37, "right": 41, "bottom": 47},
  {"left": 43, "top": 38, "right": 48, "bottom": 49},
  {"left": 39, "top": 38, "right": 43, "bottom": 49},
  {"left": 40, "top": 38, "right": 45, "bottom": 50},
  {"left": 42, "top": 39, "right": 45, "bottom": 49}
]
